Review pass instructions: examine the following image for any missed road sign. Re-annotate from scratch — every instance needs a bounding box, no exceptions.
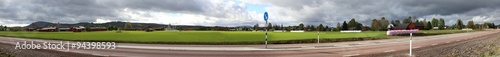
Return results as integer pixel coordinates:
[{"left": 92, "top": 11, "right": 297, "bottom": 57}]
[
  {"left": 264, "top": 12, "right": 269, "bottom": 48},
  {"left": 264, "top": 12, "right": 268, "bottom": 21}
]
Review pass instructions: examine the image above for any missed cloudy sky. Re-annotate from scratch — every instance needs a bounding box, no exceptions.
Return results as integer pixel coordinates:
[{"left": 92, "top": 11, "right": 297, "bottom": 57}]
[{"left": 0, "top": 0, "right": 499, "bottom": 27}]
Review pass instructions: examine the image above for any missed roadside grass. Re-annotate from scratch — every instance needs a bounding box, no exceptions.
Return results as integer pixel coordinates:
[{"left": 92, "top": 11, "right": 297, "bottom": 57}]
[
  {"left": 395, "top": 30, "right": 472, "bottom": 36},
  {"left": 0, "top": 50, "right": 14, "bottom": 57},
  {"left": 0, "top": 30, "right": 470, "bottom": 45}
]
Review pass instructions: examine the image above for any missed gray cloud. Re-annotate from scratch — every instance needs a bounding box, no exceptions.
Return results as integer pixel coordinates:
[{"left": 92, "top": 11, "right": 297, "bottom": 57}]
[
  {"left": 1, "top": 0, "right": 500, "bottom": 27},
  {"left": 0, "top": 0, "right": 250, "bottom": 26},
  {"left": 251, "top": 0, "right": 500, "bottom": 26}
]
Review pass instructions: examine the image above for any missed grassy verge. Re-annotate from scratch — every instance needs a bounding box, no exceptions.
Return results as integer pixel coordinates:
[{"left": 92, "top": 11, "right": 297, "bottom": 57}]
[
  {"left": 0, "top": 50, "right": 14, "bottom": 57},
  {"left": 394, "top": 30, "right": 473, "bottom": 36},
  {"left": 0, "top": 30, "right": 471, "bottom": 45}
]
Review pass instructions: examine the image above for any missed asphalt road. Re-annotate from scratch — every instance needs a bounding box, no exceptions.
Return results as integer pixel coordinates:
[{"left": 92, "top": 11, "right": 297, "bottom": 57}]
[{"left": 0, "top": 30, "right": 499, "bottom": 57}]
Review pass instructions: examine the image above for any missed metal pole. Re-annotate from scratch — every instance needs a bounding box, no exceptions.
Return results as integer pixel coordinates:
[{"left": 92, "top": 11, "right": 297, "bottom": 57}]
[
  {"left": 317, "top": 31, "right": 320, "bottom": 44},
  {"left": 265, "top": 21, "right": 268, "bottom": 48},
  {"left": 410, "top": 33, "right": 412, "bottom": 56}
]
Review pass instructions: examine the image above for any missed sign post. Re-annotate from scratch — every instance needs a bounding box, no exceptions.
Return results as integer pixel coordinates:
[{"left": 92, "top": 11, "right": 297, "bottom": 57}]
[
  {"left": 409, "top": 33, "right": 413, "bottom": 56},
  {"left": 264, "top": 12, "right": 269, "bottom": 48},
  {"left": 317, "top": 30, "right": 320, "bottom": 44}
]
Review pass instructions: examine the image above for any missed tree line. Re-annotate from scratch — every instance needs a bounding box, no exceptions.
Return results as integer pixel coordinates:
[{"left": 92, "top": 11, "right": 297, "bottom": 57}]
[
  {"left": 253, "top": 18, "right": 364, "bottom": 31},
  {"left": 254, "top": 16, "right": 498, "bottom": 32}
]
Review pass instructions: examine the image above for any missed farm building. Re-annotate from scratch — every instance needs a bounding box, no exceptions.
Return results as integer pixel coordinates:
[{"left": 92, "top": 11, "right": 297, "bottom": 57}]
[
  {"left": 58, "top": 27, "right": 71, "bottom": 31},
  {"left": 70, "top": 27, "right": 84, "bottom": 32},
  {"left": 26, "top": 28, "right": 36, "bottom": 31},
  {"left": 390, "top": 23, "right": 424, "bottom": 30},
  {"left": 38, "top": 27, "right": 58, "bottom": 32}
]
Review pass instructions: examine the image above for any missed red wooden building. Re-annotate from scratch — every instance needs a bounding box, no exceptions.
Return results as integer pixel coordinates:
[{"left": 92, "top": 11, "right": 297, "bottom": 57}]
[
  {"left": 390, "top": 23, "right": 424, "bottom": 30},
  {"left": 69, "top": 27, "right": 84, "bottom": 32}
]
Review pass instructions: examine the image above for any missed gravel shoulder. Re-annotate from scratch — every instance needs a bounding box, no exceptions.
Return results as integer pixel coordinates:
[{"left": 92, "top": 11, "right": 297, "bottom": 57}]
[
  {"left": 0, "top": 42, "right": 98, "bottom": 57},
  {"left": 360, "top": 32, "right": 500, "bottom": 57}
]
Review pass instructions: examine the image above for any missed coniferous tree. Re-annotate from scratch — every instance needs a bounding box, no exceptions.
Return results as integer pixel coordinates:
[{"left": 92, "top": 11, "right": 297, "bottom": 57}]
[
  {"left": 317, "top": 24, "right": 323, "bottom": 31},
  {"left": 310, "top": 25, "right": 315, "bottom": 31},
  {"left": 455, "top": 19, "right": 464, "bottom": 30},
  {"left": 438, "top": 18, "right": 445, "bottom": 30},
  {"left": 348, "top": 18, "right": 358, "bottom": 28},
  {"left": 426, "top": 21, "right": 433, "bottom": 30},
  {"left": 253, "top": 24, "right": 259, "bottom": 30},
  {"left": 268, "top": 23, "right": 272, "bottom": 31},
  {"left": 325, "top": 26, "right": 329, "bottom": 31},
  {"left": 342, "top": 21, "right": 348, "bottom": 30}
]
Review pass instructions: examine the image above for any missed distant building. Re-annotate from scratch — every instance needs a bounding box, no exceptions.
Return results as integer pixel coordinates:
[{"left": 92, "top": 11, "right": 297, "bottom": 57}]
[
  {"left": 70, "top": 26, "right": 84, "bottom": 32},
  {"left": 361, "top": 26, "right": 370, "bottom": 31},
  {"left": 58, "top": 27, "right": 71, "bottom": 31},
  {"left": 38, "top": 27, "right": 57, "bottom": 32},
  {"left": 390, "top": 23, "right": 424, "bottom": 30},
  {"left": 26, "top": 28, "right": 36, "bottom": 31}
]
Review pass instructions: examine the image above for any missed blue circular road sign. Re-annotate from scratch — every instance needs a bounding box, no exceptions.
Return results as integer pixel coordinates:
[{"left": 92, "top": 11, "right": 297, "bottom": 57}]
[{"left": 264, "top": 12, "right": 268, "bottom": 21}]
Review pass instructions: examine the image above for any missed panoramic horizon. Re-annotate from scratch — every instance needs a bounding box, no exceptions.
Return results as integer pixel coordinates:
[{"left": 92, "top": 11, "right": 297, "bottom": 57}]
[
  {"left": 2, "top": 0, "right": 500, "bottom": 57},
  {"left": 1, "top": 0, "right": 500, "bottom": 27}
]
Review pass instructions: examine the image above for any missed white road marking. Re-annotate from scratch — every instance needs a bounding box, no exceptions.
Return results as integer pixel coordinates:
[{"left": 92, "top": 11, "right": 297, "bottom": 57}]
[
  {"left": 413, "top": 46, "right": 421, "bottom": 49},
  {"left": 384, "top": 50, "right": 396, "bottom": 52},
  {"left": 431, "top": 44, "right": 438, "bottom": 45},
  {"left": 446, "top": 41, "right": 451, "bottom": 43},
  {"left": 343, "top": 54, "right": 360, "bottom": 57}
]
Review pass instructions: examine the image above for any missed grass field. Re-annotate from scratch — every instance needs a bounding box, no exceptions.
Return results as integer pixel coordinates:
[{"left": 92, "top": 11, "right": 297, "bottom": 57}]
[{"left": 0, "top": 30, "right": 470, "bottom": 44}]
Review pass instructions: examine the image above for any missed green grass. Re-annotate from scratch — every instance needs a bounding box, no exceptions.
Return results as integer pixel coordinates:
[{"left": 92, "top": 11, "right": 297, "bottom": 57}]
[
  {"left": 0, "top": 31, "right": 386, "bottom": 42},
  {"left": 0, "top": 30, "right": 470, "bottom": 45},
  {"left": 420, "top": 30, "right": 472, "bottom": 34},
  {"left": 398, "top": 30, "right": 474, "bottom": 36}
]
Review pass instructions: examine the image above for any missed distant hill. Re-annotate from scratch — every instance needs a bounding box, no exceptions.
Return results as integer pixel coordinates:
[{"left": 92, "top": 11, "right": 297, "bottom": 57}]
[
  {"left": 26, "top": 21, "right": 168, "bottom": 28},
  {"left": 25, "top": 21, "right": 254, "bottom": 31}
]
